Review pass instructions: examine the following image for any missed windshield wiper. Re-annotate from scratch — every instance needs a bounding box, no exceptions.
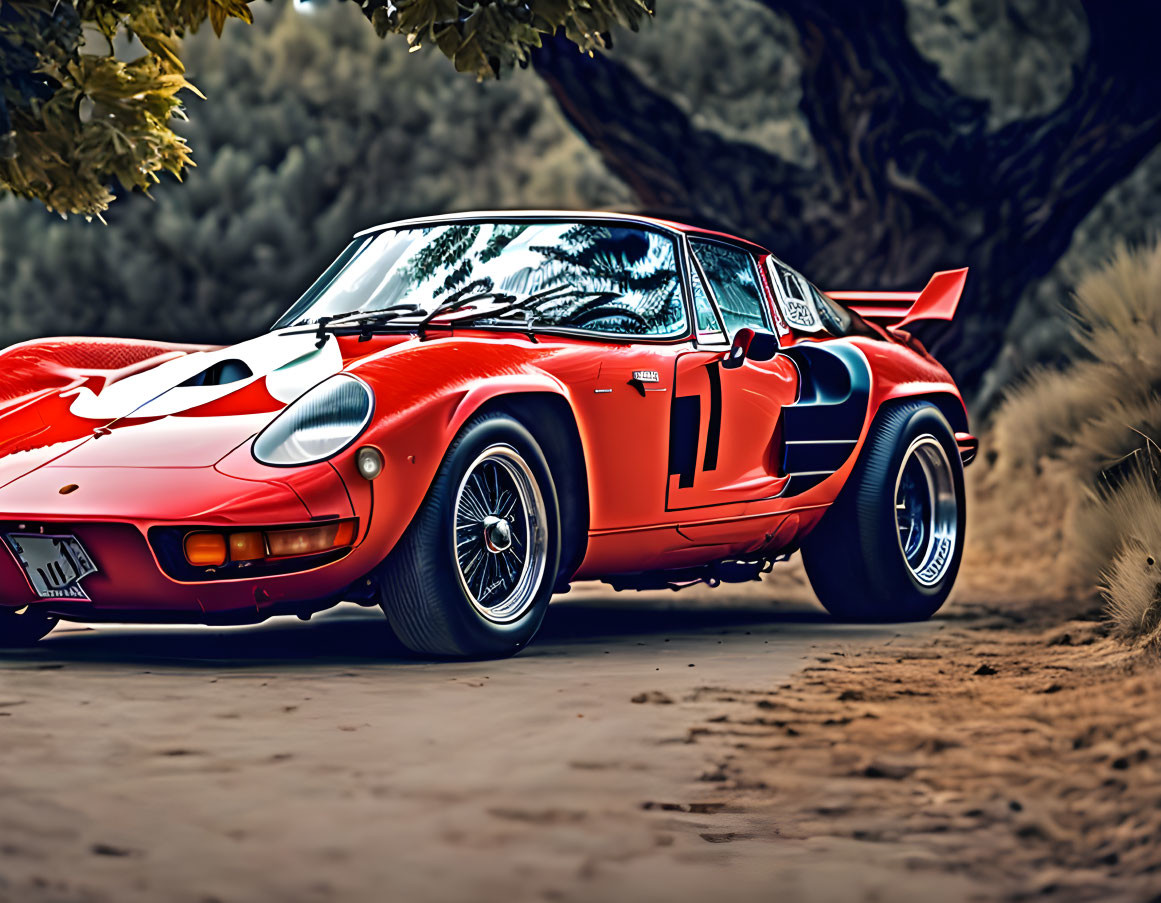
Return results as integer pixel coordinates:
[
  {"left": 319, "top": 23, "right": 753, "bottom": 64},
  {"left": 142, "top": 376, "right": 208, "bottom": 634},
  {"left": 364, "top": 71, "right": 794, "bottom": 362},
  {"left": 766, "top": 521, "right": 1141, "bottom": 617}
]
[
  {"left": 287, "top": 282, "right": 627, "bottom": 350},
  {"left": 285, "top": 304, "right": 425, "bottom": 348},
  {"left": 415, "top": 282, "right": 620, "bottom": 341}
]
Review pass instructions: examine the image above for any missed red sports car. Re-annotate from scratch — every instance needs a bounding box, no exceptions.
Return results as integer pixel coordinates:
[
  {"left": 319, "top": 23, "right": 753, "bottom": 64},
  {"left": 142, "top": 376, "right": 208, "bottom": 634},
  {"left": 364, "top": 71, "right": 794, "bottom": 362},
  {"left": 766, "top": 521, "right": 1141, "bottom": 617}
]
[{"left": 0, "top": 212, "right": 974, "bottom": 657}]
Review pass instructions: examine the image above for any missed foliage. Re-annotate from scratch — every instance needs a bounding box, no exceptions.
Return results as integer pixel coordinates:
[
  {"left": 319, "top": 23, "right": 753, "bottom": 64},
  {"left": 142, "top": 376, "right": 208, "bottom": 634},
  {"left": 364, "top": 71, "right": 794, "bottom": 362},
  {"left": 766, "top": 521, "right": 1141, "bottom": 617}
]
[
  {"left": 0, "top": 0, "right": 252, "bottom": 217},
  {"left": 360, "top": 0, "right": 652, "bottom": 79},
  {"left": 2, "top": 0, "right": 1159, "bottom": 375},
  {"left": 0, "top": 1, "right": 630, "bottom": 346},
  {"left": 991, "top": 244, "right": 1161, "bottom": 486},
  {"left": 0, "top": 0, "right": 649, "bottom": 217},
  {"left": 983, "top": 242, "right": 1161, "bottom": 642},
  {"left": 405, "top": 224, "right": 484, "bottom": 298}
]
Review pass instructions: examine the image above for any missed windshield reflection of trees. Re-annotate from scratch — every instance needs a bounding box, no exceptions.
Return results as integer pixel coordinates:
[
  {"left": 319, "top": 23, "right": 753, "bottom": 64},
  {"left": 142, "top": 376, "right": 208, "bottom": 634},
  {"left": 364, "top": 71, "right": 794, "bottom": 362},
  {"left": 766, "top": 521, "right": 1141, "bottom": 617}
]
[{"left": 367, "top": 223, "right": 685, "bottom": 337}]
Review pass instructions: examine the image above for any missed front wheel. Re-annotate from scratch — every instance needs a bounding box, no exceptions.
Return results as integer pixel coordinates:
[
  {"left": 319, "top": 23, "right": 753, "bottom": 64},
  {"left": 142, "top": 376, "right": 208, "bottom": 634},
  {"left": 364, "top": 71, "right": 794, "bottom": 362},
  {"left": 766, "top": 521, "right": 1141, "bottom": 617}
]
[
  {"left": 377, "top": 412, "right": 561, "bottom": 658},
  {"left": 0, "top": 607, "right": 57, "bottom": 648},
  {"left": 801, "top": 402, "right": 965, "bottom": 621}
]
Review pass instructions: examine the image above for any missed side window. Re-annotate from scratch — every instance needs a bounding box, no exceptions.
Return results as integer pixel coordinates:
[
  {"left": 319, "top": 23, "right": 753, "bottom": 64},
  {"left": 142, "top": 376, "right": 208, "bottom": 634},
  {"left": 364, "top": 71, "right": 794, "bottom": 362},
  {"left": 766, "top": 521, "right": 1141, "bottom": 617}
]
[
  {"left": 767, "top": 257, "right": 823, "bottom": 333},
  {"left": 689, "top": 260, "right": 726, "bottom": 342},
  {"left": 691, "top": 240, "right": 770, "bottom": 337},
  {"left": 810, "top": 285, "right": 852, "bottom": 336}
]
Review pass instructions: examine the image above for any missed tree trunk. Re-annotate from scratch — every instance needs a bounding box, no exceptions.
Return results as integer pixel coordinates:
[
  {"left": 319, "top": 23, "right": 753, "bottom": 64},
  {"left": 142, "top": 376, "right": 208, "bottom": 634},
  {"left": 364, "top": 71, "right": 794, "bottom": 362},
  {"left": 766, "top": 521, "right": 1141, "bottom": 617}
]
[{"left": 533, "top": 1, "right": 1161, "bottom": 398}]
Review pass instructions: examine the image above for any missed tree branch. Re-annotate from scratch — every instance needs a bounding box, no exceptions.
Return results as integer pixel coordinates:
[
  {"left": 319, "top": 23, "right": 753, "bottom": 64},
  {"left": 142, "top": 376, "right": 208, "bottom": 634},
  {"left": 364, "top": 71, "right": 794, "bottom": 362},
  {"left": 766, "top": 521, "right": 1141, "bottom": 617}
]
[
  {"left": 533, "top": 3, "right": 1161, "bottom": 394},
  {"left": 756, "top": 0, "right": 988, "bottom": 190},
  {"left": 533, "top": 33, "right": 812, "bottom": 254},
  {"left": 938, "top": 1, "right": 1161, "bottom": 377},
  {"left": 986, "top": 2, "right": 1161, "bottom": 260}
]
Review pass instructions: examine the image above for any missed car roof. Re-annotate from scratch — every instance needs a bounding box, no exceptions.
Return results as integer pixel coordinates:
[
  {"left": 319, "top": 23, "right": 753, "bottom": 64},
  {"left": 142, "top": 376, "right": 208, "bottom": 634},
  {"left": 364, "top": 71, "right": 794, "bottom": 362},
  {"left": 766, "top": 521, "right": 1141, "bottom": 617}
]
[{"left": 353, "top": 210, "right": 771, "bottom": 256}]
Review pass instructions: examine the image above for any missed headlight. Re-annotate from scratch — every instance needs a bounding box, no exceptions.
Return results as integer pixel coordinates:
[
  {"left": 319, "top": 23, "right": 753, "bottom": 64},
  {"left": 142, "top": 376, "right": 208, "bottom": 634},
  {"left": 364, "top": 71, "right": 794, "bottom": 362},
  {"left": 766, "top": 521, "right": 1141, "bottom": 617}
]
[{"left": 253, "top": 375, "right": 373, "bottom": 466}]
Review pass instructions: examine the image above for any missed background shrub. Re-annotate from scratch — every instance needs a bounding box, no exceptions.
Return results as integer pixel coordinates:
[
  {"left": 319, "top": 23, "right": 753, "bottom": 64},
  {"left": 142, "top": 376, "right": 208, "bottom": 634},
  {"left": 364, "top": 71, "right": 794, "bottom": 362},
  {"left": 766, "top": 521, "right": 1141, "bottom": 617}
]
[
  {"left": 0, "top": 1, "right": 629, "bottom": 346},
  {"left": 977, "top": 242, "right": 1161, "bottom": 641}
]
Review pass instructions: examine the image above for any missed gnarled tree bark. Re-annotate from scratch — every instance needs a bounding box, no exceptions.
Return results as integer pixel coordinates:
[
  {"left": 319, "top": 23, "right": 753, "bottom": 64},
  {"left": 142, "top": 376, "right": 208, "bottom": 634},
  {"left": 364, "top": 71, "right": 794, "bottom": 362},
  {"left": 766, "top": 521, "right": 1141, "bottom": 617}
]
[{"left": 533, "top": 1, "right": 1161, "bottom": 397}]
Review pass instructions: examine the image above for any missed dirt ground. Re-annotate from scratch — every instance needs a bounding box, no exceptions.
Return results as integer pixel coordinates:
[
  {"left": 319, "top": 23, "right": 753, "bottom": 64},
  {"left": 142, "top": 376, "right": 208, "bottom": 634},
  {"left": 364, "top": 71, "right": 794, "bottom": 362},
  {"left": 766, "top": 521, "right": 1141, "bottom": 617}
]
[
  {"left": 0, "top": 577, "right": 976, "bottom": 903},
  {"left": 1, "top": 555, "right": 1156, "bottom": 902},
  {"left": 681, "top": 604, "right": 1161, "bottom": 902}
]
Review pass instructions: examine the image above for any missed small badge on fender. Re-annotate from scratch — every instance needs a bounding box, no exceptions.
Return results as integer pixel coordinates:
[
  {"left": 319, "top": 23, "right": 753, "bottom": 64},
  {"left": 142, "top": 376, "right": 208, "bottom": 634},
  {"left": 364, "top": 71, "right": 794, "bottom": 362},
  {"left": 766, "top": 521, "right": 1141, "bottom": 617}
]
[{"left": 631, "top": 370, "right": 660, "bottom": 384}]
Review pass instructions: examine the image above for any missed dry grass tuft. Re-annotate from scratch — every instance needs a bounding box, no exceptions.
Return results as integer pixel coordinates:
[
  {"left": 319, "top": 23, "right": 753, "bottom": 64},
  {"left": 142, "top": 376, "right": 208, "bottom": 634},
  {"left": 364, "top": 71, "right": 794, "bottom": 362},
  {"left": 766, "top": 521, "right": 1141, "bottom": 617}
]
[
  {"left": 1071, "top": 241, "right": 1161, "bottom": 367},
  {"left": 988, "top": 362, "right": 1117, "bottom": 477},
  {"left": 1092, "top": 460, "right": 1161, "bottom": 644},
  {"left": 1069, "top": 392, "right": 1161, "bottom": 486},
  {"left": 978, "top": 240, "right": 1161, "bottom": 641},
  {"left": 1103, "top": 544, "right": 1161, "bottom": 646}
]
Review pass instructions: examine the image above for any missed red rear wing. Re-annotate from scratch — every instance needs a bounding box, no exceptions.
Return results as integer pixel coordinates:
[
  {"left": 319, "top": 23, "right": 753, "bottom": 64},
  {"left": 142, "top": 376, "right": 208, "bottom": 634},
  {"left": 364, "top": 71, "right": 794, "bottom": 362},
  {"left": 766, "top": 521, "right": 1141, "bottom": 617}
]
[{"left": 827, "top": 268, "right": 968, "bottom": 329}]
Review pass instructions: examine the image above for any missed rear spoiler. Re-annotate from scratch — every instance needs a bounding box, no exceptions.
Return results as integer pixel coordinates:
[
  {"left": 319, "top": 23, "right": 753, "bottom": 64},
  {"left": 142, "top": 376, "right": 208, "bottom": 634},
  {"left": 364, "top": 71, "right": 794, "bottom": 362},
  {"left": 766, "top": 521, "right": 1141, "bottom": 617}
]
[{"left": 827, "top": 268, "right": 968, "bottom": 329}]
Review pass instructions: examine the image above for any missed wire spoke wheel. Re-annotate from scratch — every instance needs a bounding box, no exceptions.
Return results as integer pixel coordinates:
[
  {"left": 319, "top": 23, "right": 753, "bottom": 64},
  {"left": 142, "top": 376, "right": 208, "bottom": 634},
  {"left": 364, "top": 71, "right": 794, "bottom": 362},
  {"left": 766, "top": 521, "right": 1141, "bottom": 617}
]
[
  {"left": 452, "top": 444, "right": 548, "bottom": 624},
  {"left": 893, "top": 435, "right": 958, "bottom": 587}
]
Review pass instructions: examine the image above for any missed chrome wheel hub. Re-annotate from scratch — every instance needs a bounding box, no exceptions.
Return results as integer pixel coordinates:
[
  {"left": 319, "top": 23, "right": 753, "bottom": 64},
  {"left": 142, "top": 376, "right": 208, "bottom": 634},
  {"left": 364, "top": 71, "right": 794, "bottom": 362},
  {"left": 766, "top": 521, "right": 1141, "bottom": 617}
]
[
  {"left": 453, "top": 444, "right": 548, "bottom": 624},
  {"left": 483, "top": 515, "right": 513, "bottom": 553},
  {"left": 894, "top": 435, "right": 958, "bottom": 587}
]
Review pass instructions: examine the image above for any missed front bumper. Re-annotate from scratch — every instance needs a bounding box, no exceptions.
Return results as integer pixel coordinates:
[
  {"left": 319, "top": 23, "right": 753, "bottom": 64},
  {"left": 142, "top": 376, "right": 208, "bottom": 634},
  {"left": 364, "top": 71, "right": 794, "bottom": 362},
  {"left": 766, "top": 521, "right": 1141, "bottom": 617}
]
[{"left": 0, "top": 464, "right": 381, "bottom": 622}]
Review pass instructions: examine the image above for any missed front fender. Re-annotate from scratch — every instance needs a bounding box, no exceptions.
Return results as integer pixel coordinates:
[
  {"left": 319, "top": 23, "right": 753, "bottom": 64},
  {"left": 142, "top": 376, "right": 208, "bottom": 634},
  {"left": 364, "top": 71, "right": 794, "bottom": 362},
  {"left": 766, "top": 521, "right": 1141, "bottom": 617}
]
[
  {"left": 446, "top": 372, "right": 572, "bottom": 438},
  {"left": 325, "top": 338, "right": 579, "bottom": 572}
]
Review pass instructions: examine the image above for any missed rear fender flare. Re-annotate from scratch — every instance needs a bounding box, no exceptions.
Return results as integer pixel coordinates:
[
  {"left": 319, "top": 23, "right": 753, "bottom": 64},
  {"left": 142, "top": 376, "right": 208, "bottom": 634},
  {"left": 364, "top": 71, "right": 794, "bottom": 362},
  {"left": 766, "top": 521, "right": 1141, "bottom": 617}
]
[{"left": 875, "top": 385, "right": 969, "bottom": 434}]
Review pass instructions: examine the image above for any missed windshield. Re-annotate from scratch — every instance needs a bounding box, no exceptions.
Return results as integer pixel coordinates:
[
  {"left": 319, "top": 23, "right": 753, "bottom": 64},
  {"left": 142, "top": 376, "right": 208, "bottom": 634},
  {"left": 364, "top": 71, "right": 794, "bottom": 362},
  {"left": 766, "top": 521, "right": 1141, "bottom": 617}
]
[{"left": 273, "top": 221, "right": 687, "bottom": 338}]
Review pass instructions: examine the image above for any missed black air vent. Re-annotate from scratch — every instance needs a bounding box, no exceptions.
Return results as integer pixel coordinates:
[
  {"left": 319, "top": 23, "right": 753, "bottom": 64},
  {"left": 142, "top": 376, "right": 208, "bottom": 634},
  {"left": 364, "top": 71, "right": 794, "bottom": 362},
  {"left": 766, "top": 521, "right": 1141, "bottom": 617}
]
[{"left": 179, "top": 359, "right": 253, "bottom": 388}]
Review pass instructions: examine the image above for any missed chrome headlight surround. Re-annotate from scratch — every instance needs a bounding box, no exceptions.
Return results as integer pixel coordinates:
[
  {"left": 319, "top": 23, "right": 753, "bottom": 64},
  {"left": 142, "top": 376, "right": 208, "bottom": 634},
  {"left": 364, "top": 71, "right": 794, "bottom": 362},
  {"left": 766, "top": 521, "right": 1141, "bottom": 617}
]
[{"left": 253, "top": 374, "right": 374, "bottom": 466}]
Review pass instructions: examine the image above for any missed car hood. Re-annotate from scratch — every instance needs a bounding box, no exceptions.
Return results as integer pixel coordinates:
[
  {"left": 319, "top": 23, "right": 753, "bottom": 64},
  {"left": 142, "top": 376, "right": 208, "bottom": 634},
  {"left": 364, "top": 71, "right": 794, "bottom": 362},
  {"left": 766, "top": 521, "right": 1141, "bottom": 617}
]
[
  {"left": 68, "top": 330, "right": 344, "bottom": 422},
  {"left": 0, "top": 331, "right": 348, "bottom": 478}
]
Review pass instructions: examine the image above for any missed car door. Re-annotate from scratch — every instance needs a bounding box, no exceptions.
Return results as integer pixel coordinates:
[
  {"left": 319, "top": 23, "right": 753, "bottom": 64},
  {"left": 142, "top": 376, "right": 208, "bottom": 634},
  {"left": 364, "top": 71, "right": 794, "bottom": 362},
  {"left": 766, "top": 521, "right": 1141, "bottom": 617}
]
[
  {"left": 666, "top": 239, "right": 799, "bottom": 512},
  {"left": 580, "top": 340, "right": 683, "bottom": 530}
]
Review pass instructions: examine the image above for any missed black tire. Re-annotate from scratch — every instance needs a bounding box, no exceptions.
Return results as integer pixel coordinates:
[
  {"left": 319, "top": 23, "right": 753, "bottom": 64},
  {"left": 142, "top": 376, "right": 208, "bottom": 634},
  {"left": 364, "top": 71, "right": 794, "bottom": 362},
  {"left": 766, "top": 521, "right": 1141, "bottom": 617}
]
[
  {"left": 801, "top": 402, "right": 965, "bottom": 621},
  {"left": 0, "top": 608, "right": 57, "bottom": 648},
  {"left": 377, "top": 412, "right": 561, "bottom": 657}
]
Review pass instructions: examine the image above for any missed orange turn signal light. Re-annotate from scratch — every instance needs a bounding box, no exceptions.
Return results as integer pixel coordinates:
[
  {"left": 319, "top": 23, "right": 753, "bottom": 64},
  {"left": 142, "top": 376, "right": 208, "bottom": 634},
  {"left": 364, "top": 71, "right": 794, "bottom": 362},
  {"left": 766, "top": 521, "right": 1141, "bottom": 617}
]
[
  {"left": 183, "top": 521, "right": 356, "bottom": 567},
  {"left": 228, "top": 531, "right": 266, "bottom": 562},
  {"left": 184, "top": 532, "right": 228, "bottom": 567},
  {"left": 266, "top": 520, "right": 357, "bottom": 558}
]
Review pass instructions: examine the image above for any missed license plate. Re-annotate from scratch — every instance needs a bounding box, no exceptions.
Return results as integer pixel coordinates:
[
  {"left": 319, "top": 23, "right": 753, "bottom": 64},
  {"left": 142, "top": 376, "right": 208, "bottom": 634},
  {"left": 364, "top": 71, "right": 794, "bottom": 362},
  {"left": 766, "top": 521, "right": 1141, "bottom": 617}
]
[{"left": 4, "top": 533, "right": 98, "bottom": 601}]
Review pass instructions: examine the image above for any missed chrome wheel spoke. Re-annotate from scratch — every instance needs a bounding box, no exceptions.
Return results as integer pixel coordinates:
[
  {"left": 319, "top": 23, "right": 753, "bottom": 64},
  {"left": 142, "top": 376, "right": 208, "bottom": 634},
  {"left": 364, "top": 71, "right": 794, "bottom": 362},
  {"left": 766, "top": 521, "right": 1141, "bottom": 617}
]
[
  {"left": 469, "top": 473, "right": 491, "bottom": 515},
  {"left": 460, "top": 489, "right": 486, "bottom": 523},
  {"left": 462, "top": 550, "right": 484, "bottom": 586},
  {"left": 497, "top": 552, "right": 513, "bottom": 586},
  {"left": 452, "top": 443, "right": 549, "bottom": 625},
  {"left": 491, "top": 463, "right": 502, "bottom": 511},
  {"left": 475, "top": 553, "right": 490, "bottom": 599}
]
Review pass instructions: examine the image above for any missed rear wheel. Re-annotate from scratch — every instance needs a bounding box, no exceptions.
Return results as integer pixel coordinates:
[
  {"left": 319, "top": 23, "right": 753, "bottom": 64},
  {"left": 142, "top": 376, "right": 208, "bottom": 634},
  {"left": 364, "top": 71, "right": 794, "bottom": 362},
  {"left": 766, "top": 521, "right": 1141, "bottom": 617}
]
[
  {"left": 0, "top": 607, "right": 57, "bottom": 648},
  {"left": 377, "top": 412, "right": 560, "bottom": 657},
  {"left": 802, "top": 402, "right": 964, "bottom": 621}
]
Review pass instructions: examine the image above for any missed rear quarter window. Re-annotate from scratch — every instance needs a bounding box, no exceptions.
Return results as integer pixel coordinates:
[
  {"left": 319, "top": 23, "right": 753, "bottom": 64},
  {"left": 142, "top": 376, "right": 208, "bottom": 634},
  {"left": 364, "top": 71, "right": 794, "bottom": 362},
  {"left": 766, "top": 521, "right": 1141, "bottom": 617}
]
[
  {"left": 690, "top": 240, "right": 770, "bottom": 337},
  {"left": 767, "top": 257, "right": 823, "bottom": 333}
]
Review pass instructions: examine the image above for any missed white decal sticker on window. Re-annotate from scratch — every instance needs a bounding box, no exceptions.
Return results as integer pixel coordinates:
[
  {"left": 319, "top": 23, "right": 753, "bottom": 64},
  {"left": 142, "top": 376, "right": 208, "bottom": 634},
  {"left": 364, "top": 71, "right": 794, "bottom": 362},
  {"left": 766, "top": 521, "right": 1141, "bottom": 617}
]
[{"left": 767, "top": 258, "right": 822, "bottom": 332}]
